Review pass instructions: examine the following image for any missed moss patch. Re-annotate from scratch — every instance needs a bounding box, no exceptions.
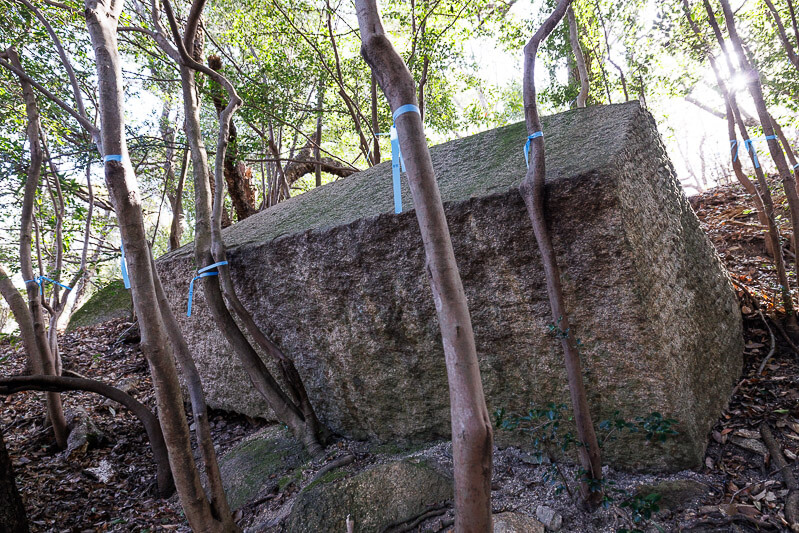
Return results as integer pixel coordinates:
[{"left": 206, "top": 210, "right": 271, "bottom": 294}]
[
  {"left": 219, "top": 426, "right": 307, "bottom": 510},
  {"left": 67, "top": 279, "right": 132, "bottom": 331}
]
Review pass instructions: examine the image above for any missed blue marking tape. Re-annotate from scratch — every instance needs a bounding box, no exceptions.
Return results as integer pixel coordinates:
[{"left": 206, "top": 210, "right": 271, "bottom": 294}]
[
  {"left": 120, "top": 243, "right": 130, "bottom": 289},
  {"left": 389, "top": 104, "right": 421, "bottom": 214},
  {"left": 187, "top": 261, "right": 229, "bottom": 317},
  {"left": 104, "top": 154, "right": 122, "bottom": 163},
  {"left": 24, "top": 276, "right": 72, "bottom": 296},
  {"left": 524, "top": 131, "right": 544, "bottom": 168},
  {"left": 731, "top": 135, "right": 778, "bottom": 169}
]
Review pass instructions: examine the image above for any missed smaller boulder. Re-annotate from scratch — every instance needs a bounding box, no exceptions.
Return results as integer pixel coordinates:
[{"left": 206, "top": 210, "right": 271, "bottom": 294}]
[
  {"left": 536, "top": 505, "right": 563, "bottom": 531},
  {"left": 66, "top": 408, "right": 106, "bottom": 458},
  {"left": 286, "top": 459, "right": 452, "bottom": 532},
  {"left": 493, "top": 512, "right": 545, "bottom": 533},
  {"left": 219, "top": 425, "right": 307, "bottom": 510}
]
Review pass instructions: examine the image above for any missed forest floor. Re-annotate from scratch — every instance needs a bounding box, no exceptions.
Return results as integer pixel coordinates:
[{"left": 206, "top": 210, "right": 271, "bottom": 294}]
[{"left": 2, "top": 179, "right": 799, "bottom": 532}]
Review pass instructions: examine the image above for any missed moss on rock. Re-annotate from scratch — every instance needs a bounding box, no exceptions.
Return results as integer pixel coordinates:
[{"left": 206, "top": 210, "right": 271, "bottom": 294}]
[
  {"left": 286, "top": 460, "right": 452, "bottom": 532},
  {"left": 219, "top": 425, "right": 307, "bottom": 510},
  {"left": 67, "top": 280, "right": 132, "bottom": 332}
]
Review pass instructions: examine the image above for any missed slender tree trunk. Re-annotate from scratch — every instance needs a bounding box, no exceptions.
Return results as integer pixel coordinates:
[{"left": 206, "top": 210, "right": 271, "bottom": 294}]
[
  {"left": 0, "top": 428, "right": 28, "bottom": 533},
  {"left": 521, "top": 0, "right": 603, "bottom": 506},
  {"left": 355, "top": 3, "right": 493, "bottom": 531},
  {"left": 149, "top": 251, "right": 230, "bottom": 517},
  {"left": 169, "top": 148, "right": 189, "bottom": 251},
  {"left": 316, "top": 81, "right": 325, "bottom": 186},
  {"left": 0, "top": 265, "right": 40, "bottom": 374},
  {"left": 680, "top": 1, "right": 775, "bottom": 257},
  {"left": 370, "top": 72, "right": 381, "bottom": 164},
  {"left": 764, "top": 0, "right": 799, "bottom": 72},
  {"left": 7, "top": 47, "right": 68, "bottom": 450},
  {"left": 208, "top": 55, "right": 257, "bottom": 221},
  {"left": 83, "top": 2, "right": 230, "bottom": 530},
  {"left": 567, "top": 6, "right": 589, "bottom": 108}
]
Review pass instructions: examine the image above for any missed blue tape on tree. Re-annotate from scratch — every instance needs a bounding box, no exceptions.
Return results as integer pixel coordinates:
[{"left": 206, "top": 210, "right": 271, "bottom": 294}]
[
  {"left": 24, "top": 276, "right": 72, "bottom": 296},
  {"left": 389, "top": 104, "right": 421, "bottom": 214},
  {"left": 186, "top": 261, "right": 229, "bottom": 317},
  {"left": 104, "top": 155, "right": 123, "bottom": 163},
  {"left": 524, "top": 131, "right": 544, "bottom": 168},
  {"left": 120, "top": 243, "right": 130, "bottom": 289},
  {"left": 731, "top": 135, "right": 778, "bottom": 169}
]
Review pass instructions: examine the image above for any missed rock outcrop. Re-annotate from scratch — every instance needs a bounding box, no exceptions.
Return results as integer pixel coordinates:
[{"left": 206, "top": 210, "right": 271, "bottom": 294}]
[{"left": 154, "top": 102, "right": 742, "bottom": 471}]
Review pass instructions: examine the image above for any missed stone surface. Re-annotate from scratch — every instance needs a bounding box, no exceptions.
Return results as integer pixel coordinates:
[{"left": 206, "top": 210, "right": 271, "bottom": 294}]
[
  {"left": 67, "top": 279, "right": 132, "bottom": 331},
  {"left": 535, "top": 505, "right": 563, "bottom": 531},
  {"left": 493, "top": 511, "right": 546, "bottom": 533},
  {"left": 146, "top": 102, "right": 741, "bottom": 471},
  {"left": 218, "top": 426, "right": 308, "bottom": 510},
  {"left": 285, "top": 459, "right": 452, "bottom": 532}
]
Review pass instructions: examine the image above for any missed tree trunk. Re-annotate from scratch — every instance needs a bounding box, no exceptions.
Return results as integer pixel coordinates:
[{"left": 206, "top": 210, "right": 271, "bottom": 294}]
[
  {"left": 169, "top": 148, "right": 189, "bottom": 251},
  {"left": 83, "top": 2, "right": 230, "bottom": 530},
  {"left": 355, "top": 2, "right": 493, "bottom": 531},
  {"left": 0, "top": 265, "right": 40, "bottom": 374},
  {"left": 7, "top": 47, "right": 68, "bottom": 450},
  {"left": 0, "top": 428, "right": 28, "bottom": 533},
  {"left": 316, "top": 81, "right": 325, "bottom": 185},
  {"left": 567, "top": 6, "right": 589, "bottom": 108},
  {"left": 764, "top": 0, "right": 799, "bottom": 72},
  {"left": 370, "top": 72, "right": 381, "bottom": 164},
  {"left": 680, "top": 0, "right": 775, "bottom": 258},
  {"left": 520, "top": 0, "right": 603, "bottom": 506},
  {"left": 208, "top": 55, "right": 257, "bottom": 221}
]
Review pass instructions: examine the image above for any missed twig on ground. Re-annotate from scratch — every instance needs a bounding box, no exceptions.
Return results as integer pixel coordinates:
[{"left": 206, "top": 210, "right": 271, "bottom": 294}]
[
  {"left": 308, "top": 453, "right": 355, "bottom": 485},
  {"left": 756, "top": 310, "right": 777, "bottom": 376},
  {"left": 760, "top": 422, "right": 799, "bottom": 528},
  {"left": 381, "top": 502, "right": 450, "bottom": 533}
]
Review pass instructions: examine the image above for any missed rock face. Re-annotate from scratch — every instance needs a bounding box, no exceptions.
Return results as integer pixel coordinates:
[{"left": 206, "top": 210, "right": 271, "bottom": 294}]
[
  {"left": 67, "top": 279, "right": 132, "bottom": 331},
  {"left": 156, "top": 102, "right": 743, "bottom": 471},
  {"left": 286, "top": 460, "right": 452, "bottom": 532}
]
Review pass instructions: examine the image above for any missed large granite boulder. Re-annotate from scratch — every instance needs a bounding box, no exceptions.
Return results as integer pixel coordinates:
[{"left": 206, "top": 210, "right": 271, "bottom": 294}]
[{"left": 156, "top": 102, "right": 743, "bottom": 471}]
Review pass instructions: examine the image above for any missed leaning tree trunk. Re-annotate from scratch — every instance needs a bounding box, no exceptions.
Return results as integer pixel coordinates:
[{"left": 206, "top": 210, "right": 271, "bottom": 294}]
[
  {"left": 0, "top": 428, "right": 28, "bottom": 533},
  {"left": 7, "top": 47, "right": 68, "bottom": 450},
  {"left": 355, "top": 2, "right": 493, "bottom": 531},
  {"left": 521, "top": 0, "right": 603, "bottom": 506},
  {"left": 83, "top": 1, "right": 232, "bottom": 530},
  {"left": 0, "top": 265, "right": 40, "bottom": 374}
]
